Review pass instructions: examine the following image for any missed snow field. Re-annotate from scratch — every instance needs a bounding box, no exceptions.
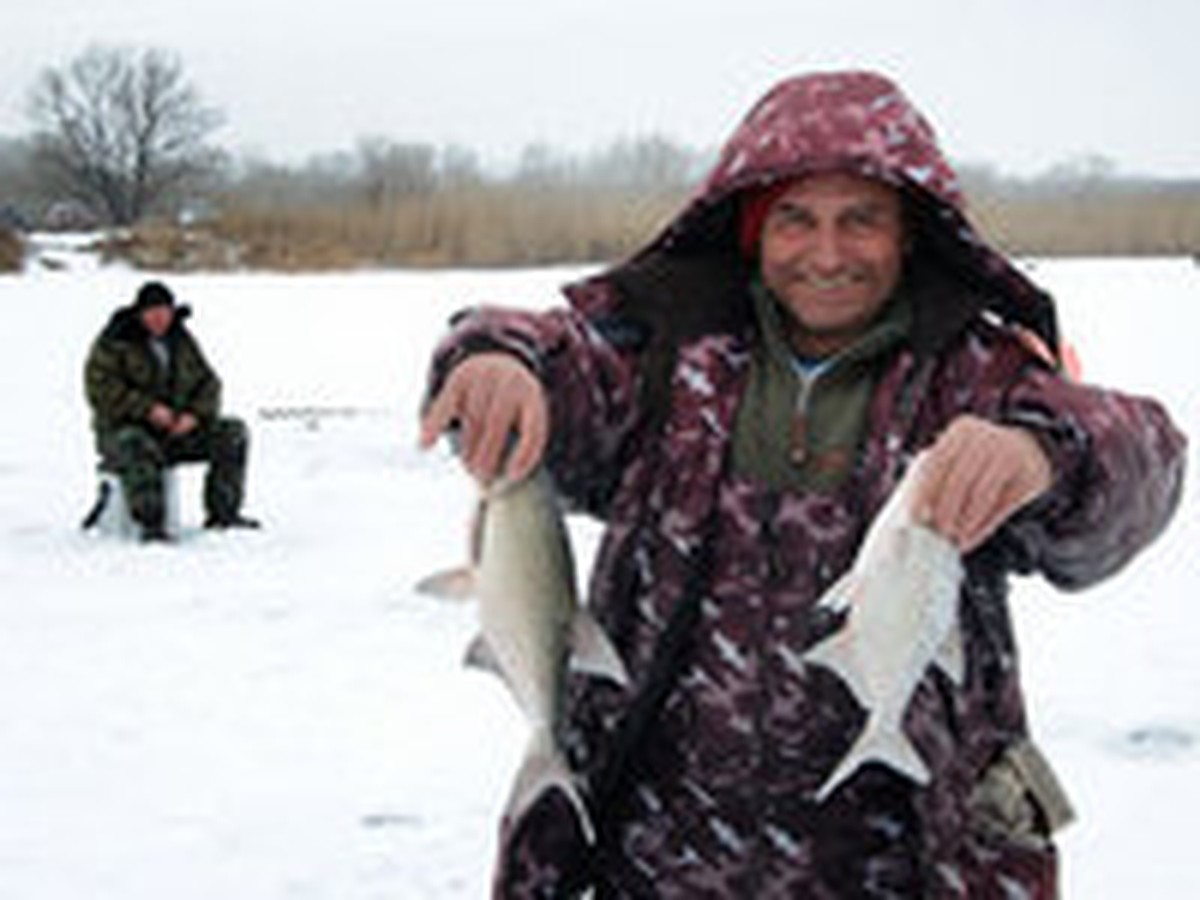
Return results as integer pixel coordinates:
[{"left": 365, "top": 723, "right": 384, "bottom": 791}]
[{"left": 0, "top": 245, "right": 1196, "bottom": 897}]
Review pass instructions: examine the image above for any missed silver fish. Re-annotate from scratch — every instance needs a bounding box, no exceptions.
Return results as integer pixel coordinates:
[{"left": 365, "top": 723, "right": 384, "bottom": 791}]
[
  {"left": 417, "top": 467, "right": 628, "bottom": 841},
  {"left": 805, "top": 451, "right": 965, "bottom": 802}
]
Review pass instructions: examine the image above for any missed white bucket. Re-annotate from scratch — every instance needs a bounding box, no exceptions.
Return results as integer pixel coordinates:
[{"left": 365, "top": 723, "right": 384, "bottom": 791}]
[{"left": 92, "top": 469, "right": 182, "bottom": 539}]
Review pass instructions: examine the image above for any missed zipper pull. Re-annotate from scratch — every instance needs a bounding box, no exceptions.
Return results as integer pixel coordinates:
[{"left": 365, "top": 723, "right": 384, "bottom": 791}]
[{"left": 790, "top": 413, "right": 808, "bottom": 465}]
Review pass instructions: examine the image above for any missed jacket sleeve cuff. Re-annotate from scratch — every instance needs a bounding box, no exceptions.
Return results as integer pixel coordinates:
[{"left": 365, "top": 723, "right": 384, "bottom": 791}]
[
  {"left": 423, "top": 307, "right": 545, "bottom": 410},
  {"left": 992, "top": 406, "right": 1093, "bottom": 574}
]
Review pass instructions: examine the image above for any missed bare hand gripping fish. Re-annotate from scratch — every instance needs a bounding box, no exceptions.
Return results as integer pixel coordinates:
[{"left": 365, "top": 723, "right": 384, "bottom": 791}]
[
  {"left": 805, "top": 451, "right": 966, "bottom": 802},
  {"left": 417, "top": 467, "right": 629, "bottom": 841}
]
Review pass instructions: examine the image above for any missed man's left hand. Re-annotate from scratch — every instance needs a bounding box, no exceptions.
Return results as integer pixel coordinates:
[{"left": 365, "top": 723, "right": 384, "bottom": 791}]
[
  {"left": 170, "top": 412, "right": 199, "bottom": 437},
  {"left": 913, "top": 415, "right": 1053, "bottom": 553}
]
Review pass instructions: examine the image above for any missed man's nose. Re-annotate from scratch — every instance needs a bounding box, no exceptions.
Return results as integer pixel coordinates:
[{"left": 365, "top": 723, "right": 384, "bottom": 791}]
[{"left": 808, "top": 226, "right": 845, "bottom": 272}]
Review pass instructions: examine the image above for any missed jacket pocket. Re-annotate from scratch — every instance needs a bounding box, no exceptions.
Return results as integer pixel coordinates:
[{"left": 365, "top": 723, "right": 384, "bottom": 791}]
[{"left": 968, "top": 738, "right": 1075, "bottom": 849}]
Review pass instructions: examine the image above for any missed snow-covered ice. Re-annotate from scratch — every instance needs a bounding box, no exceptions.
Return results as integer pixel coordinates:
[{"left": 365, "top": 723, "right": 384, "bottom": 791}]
[{"left": 0, "top": 243, "right": 1196, "bottom": 897}]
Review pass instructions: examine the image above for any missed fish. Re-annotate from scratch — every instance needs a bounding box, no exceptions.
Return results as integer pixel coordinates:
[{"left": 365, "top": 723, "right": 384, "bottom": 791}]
[
  {"left": 416, "top": 467, "right": 629, "bottom": 841},
  {"left": 804, "top": 451, "right": 965, "bottom": 802}
]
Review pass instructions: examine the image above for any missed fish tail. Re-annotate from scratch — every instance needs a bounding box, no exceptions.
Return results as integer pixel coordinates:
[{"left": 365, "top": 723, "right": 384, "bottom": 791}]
[
  {"left": 814, "top": 718, "right": 930, "bottom": 803},
  {"left": 504, "top": 728, "right": 596, "bottom": 844}
]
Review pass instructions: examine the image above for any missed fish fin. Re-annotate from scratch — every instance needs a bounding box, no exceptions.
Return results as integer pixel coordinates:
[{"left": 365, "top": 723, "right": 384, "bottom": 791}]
[
  {"left": 814, "top": 717, "right": 931, "bottom": 803},
  {"left": 934, "top": 626, "right": 966, "bottom": 687},
  {"left": 804, "top": 629, "right": 869, "bottom": 706},
  {"left": 567, "top": 608, "right": 630, "bottom": 687},
  {"left": 815, "top": 571, "right": 857, "bottom": 615},
  {"left": 504, "top": 728, "right": 596, "bottom": 844},
  {"left": 414, "top": 566, "right": 476, "bottom": 601},
  {"left": 462, "top": 634, "right": 503, "bottom": 677}
]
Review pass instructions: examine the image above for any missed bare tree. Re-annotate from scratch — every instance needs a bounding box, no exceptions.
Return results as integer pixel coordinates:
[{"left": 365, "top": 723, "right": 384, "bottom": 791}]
[
  {"left": 355, "top": 137, "right": 437, "bottom": 209},
  {"left": 0, "top": 137, "right": 39, "bottom": 225},
  {"left": 27, "top": 45, "right": 224, "bottom": 226},
  {"left": 583, "top": 136, "right": 699, "bottom": 193}
]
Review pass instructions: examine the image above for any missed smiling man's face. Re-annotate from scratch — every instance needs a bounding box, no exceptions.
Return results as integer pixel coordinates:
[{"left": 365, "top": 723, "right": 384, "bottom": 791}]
[{"left": 758, "top": 172, "right": 906, "bottom": 358}]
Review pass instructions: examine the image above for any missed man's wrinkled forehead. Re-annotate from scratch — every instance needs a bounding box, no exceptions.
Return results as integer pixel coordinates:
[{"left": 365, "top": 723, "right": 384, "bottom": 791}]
[{"left": 770, "top": 172, "right": 903, "bottom": 207}]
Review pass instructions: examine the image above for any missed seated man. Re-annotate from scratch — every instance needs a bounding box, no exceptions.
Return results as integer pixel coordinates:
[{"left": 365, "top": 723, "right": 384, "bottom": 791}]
[{"left": 84, "top": 280, "right": 259, "bottom": 541}]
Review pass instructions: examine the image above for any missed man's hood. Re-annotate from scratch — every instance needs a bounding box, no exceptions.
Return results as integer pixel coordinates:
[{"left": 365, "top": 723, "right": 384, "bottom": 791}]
[
  {"left": 567, "top": 71, "right": 1058, "bottom": 358},
  {"left": 103, "top": 303, "right": 194, "bottom": 343},
  {"left": 689, "top": 69, "right": 965, "bottom": 229}
]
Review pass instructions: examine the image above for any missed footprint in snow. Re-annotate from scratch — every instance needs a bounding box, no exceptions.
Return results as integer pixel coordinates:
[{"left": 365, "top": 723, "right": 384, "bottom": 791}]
[{"left": 1108, "top": 724, "right": 1197, "bottom": 762}]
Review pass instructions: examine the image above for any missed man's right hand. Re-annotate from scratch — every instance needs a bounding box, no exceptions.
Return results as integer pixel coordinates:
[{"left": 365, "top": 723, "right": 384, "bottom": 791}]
[
  {"left": 147, "top": 403, "right": 175, "bottom": 432},
  {"left": 418, "top": 353, "right": 549, "bottom": 485}
]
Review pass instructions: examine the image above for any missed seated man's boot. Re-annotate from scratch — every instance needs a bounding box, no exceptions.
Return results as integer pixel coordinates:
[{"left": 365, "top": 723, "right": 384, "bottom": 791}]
[
  {"left": 141, "top": 520, "right": 172, "bottom": 543},
  {"left": 204, "top": 513, "right": 261, "bottom": 530}
]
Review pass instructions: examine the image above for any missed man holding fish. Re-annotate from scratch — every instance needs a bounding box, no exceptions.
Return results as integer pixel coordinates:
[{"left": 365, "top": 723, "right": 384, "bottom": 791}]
[{"left": 420, "top": 71, "right": 1186, "bottom": 898}]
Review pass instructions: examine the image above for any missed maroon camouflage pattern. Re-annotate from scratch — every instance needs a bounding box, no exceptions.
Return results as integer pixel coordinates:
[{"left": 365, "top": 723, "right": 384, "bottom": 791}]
[
  {"left": 702, "top": 70, "right": 965, "bottom": 207},
  {"left": 425, "top": 71, "right": 1187, "bottom": 898},
  {"left": 433, "top": 303, "right": 1182, "bottom": 898}
]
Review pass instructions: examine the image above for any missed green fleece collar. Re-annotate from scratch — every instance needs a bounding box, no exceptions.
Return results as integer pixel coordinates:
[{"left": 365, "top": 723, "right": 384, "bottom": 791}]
[
  {"left": 732, "top": 280, "right": 911, "bottom": 491},
  {"left": 751, "top": 278, "right": 912, "bottom": 377}
]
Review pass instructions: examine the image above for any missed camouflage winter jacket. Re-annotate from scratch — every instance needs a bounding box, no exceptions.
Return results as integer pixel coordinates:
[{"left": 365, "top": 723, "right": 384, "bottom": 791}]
[
  {"left": 84, "top": 304, "right": 222, "bottom": 448},
  {"left": 427, "top": 72, "right": 1187, "bottom": 898}
]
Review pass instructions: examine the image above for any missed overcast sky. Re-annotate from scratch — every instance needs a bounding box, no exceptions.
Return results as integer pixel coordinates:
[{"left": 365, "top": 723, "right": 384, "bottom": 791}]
[{"left": 3, "top": 0, "right": 1196, "bottom": 178}]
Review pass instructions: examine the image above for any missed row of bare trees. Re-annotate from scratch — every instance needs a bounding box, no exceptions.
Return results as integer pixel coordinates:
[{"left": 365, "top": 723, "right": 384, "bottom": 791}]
[
  {"left": 962, "top": 163, "right": 1200, "bottom": 257},
  {"left": 198, "top": 136, "right": 700, "bottom": 268},
  {"left": 2, "top": 43, "right": 1198, "bottom": 270}
]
